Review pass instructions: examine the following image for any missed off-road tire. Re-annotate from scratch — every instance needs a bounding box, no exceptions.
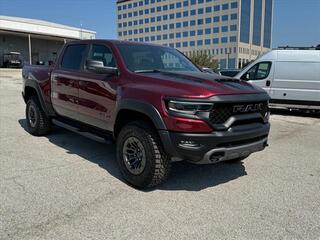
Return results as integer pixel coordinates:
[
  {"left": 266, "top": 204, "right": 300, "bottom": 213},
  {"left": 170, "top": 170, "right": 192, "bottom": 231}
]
[
  {"left": 26, "top": 96, "right": 52, "bottom": 136},
  {"left": 116, "top": 121, "right": 171, "bottom": 189}
]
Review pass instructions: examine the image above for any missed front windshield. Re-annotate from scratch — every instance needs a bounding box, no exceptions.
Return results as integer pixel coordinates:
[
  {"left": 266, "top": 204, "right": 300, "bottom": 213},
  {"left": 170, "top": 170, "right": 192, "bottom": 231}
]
[{"left": 117, "top": 43, "right": 200, "bottom": 73}]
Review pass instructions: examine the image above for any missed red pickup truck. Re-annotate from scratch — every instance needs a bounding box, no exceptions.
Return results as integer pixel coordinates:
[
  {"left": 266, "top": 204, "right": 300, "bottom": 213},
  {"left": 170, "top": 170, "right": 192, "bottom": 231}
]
[{"left": 22, "top": 40, "right": 270, "bottom": 188}]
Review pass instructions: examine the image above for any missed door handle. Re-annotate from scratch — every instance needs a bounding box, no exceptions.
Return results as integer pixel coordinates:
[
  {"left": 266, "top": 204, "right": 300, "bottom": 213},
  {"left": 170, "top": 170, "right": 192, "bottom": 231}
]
[{"left": 266, "top": 80, "right": 271, "bottom": 87}]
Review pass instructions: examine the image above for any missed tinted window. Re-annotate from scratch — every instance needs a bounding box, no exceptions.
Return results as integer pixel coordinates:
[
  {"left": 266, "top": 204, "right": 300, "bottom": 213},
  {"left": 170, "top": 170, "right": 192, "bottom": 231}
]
[
  {"left": 242, "top": 62, "right": 271, "bottom": 80},
  {"left": 117, "top": 44, "right": 199, "bottom": 72},
  {"left": 61, "top": 44, "right": 87, "bottom": 70},
  {"left": 86, "top": 44, "right": 116, "bottom": 68}
]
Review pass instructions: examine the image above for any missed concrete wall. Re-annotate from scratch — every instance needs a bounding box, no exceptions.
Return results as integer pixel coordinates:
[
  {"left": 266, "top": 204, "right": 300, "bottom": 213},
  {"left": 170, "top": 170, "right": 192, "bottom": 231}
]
[{"left": 0, "top": 33, "right": 65, "bottom": 67}]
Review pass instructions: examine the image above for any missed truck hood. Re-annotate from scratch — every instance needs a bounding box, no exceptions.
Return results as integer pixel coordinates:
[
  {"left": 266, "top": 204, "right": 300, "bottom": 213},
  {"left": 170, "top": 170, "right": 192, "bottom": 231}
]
[{"left": 135, "top": 71, "right": 265, "bottom": 98}]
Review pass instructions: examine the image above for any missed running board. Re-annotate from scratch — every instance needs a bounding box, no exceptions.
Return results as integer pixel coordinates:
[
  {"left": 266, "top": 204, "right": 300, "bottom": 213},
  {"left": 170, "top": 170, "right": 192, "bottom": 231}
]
[{"left": 52, "top": 119, "right": 112, "bottom": 144}]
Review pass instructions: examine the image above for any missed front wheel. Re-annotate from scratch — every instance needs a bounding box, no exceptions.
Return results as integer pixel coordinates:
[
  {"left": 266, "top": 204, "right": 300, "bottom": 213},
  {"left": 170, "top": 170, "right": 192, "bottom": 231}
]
[
  {"left": 26, "top": 96, "right": 52, "bottom": 136},
  {"left": 116, "top": 121, "right": 171, "bottom": 189}
]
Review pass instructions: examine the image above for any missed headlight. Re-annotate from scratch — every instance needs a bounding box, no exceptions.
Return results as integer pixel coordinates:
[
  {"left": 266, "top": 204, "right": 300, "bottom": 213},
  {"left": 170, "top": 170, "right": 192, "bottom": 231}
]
[{"left": 166, "top": 100, "right": 213, "bottom": 115}]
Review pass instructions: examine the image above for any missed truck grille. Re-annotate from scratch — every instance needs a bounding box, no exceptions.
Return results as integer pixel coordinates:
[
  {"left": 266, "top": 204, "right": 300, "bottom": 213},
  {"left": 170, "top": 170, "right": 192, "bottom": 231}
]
[{"left": 209, "top": 101, "right": 268, "bottom": 125}]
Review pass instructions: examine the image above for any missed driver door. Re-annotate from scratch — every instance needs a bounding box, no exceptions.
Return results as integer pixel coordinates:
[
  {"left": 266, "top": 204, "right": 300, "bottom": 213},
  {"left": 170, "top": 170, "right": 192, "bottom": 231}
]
[{"left": 240, "top": 61, "right": 273, "bottom": 93}]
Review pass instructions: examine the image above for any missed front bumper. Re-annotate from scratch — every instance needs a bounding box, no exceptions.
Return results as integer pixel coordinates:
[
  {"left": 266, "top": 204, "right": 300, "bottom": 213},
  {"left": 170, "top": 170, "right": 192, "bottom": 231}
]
[{"left": 159, "top": 123, "right": 270, "bottom": 164}]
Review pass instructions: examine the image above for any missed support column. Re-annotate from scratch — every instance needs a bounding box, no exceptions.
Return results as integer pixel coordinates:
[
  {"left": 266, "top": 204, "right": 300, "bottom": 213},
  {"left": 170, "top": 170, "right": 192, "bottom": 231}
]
[{"left": 28, "top": 34, "right": 32, "bottom": 65}]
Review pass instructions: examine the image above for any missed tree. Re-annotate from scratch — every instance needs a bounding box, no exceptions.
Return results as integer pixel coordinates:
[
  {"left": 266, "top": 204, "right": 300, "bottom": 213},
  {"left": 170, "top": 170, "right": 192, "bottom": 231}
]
[{"left": 189, "top": 52, "right": 219, "bottom": 71}]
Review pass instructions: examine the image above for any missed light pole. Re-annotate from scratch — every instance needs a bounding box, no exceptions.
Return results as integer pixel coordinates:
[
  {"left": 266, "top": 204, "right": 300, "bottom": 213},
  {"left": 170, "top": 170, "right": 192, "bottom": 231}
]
[{"left": 226, "top": 49, "right": 231, "bottom": 69}]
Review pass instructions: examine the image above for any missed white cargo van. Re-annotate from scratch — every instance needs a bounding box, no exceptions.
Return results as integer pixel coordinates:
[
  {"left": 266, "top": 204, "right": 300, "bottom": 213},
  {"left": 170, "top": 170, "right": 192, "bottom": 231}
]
[{"left": 235, "top": 50, "right": 320, "bottom": 110}]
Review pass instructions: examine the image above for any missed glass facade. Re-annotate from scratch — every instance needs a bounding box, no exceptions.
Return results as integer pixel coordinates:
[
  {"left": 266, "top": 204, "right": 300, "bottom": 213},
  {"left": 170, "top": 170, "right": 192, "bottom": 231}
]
[
  {"left": 240, "top": 0, "right": 251, "bottom": 43},
  {"left": 263, "top": 0, "right": 272, "bottom": 48},
  {"left": 252, "top": 0, "right": 262, "bottom": 46}
]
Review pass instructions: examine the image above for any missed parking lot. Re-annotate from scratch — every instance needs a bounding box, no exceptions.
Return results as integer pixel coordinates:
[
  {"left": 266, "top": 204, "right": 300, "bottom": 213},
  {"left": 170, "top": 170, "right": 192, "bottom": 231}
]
[{"left": 0, "top": 69, "right": 320, "bottom": 240}]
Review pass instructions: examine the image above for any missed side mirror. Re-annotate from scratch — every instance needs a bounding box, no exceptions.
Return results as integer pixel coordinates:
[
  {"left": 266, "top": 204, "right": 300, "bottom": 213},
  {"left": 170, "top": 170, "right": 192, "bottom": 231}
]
[{"left": 86, "top": 60, "right": 118, "bottom": 75}]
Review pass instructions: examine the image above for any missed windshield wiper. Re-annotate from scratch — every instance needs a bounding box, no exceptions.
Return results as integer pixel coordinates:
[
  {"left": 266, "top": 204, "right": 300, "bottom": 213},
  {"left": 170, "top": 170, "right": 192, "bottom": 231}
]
[{"left": 134, "top": 69, "right": 163, "bottom": 73}]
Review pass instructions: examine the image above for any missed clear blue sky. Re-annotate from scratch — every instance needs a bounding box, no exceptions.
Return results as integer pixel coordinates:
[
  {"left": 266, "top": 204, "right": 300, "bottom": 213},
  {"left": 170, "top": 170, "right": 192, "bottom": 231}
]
[{"left": 0, "top": 0, "right": 319, "bottom": 48}]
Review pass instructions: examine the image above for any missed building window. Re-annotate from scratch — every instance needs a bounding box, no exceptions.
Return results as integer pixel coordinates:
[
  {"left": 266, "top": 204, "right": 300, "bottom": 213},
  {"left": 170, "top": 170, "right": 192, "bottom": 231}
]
[
  {"left": 221, "top": 37, "right": 228, "bottom": 43},
  {"left": 176, "top": 12, "right": 182, "bottom": 18},
  {"left": 183, "top": 21, "right": 188, "bottom": 27},
  {"left": 163, "top": 5, "right": 168, "bottom": 11},
  {"left": 253, "top": 0, "right": 262, "bottom": 46},
  {"left": 231, "top": 2, "right": 238, "bottom": 8},
  {"left": 176, "top": 22, "right": 181, "bottom": 28},
  {"left": 198, "top": 8, "right": 204, "bottom": 14},
  {"left": 169, "top": 33, "right": 174, "bottom": 39},
  {"left": 183, "top": 31, "right": 189, "bottom": 37},
  {"left": 170, "top": 3, "right": 174, "bottom": 9},
  {"left": 221, "top": 26, "right": 228, "bottom": 32},
  {"left": 231, "top": 13, "right": 237, "bottom": 20},
  {"left": 213, "top": 16, "right": 220, "bottom": 22},
  {"left": 191, "top": 10, "right": 196, "bottom": 16},
  {"left": 157, "top": 35, "right": 161, "bottom": 40},
  {"left": 190, "top": 41, "right": 195, "bottom": 46},
  {"left": 206, "top": 7, "right": 212, "bottom": 13},
  {"left": 176, "top": 42, "right": 181, "bottom": 48},
  {"left": 198, "top": 19, "right": 204, "bottom": 25},
  {"left": 230, "top": 24, "right": 237, "bottom": 31},
  {"left": 176, "top": 2, "right": 182, "bottom": 8},
  {"left": 176, "top": 32, "right": 181, "bottom": 38},
  {"left": 214, "top": 5, "right": 220, "bottom": 11},
  {"left": 183, "top": 1, "right": 189, "bottom": 7},
  {"left": 213, "top": 27, "right": 219, "bottom": 33},
  {"left": 213, "top": 38, "right": 219, "bottom": 44},
  {"left": 197, "top": 29, "right": 203, "bottom": 35},
  {"left": 205, "top": 39, "right": 211, "bottom": 45},
  {"left": 183, "top": 11, "right": 189, "bottom": 17},
  {"left": 190, "top": 30, "right": 196, "bottom": 36},
  {"left": 190, "top": 20, "right": 196, "bottom": 26},
  {"left": 205, "top": 28, "right": 211, "bottom": 34},
  {"left": 205, "top": 17, "right": 212, "bottom": 24},
  {"left": 197, "top": 40, "right": 203, "bottom": 46},
  {"left": 230, "top": 36, "right": 237, "bottom": 42},
  {"left": 222, "top": 3, "right": 229, "bottom": 10},
  {"left": 183, "top": 41, "right": 188, "bottom": 47},
  {"left": 222, "top": 15, "right": 228, "bottom": 21},
  {"left": 169, "top": 13, "right": 174, "bottom": 19}
]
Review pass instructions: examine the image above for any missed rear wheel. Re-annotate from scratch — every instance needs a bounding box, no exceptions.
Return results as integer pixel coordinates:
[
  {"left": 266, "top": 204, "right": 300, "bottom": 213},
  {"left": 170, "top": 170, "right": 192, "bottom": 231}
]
[
  {"left": 26, "top": 96, "right": 52, "bottom": 136},
  {"left": 116, "top": 121, "right": 171, "bottom": 189}
]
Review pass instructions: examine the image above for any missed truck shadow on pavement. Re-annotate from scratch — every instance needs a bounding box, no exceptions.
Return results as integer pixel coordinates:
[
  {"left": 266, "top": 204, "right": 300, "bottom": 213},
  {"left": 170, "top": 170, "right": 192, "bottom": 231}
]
[{"left": 19, "top": 119, "right": 247, "bottom": 192}]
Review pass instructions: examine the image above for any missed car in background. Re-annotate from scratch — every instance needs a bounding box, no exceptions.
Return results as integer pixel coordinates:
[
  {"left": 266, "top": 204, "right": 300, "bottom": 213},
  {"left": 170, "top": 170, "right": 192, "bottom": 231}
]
[
  {"left": 234, "top": 49, "right": 320, "bottom": 111},
  {"left": 219, "top": 69, "right": 241, "bottom": 77},
  {"left": 3, "top": 52, "right": 22, "bottom": 68}
]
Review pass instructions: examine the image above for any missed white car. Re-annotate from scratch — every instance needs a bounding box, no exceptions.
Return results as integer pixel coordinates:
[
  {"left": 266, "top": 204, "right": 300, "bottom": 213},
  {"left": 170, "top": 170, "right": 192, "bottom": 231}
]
[{"left": 235, "top": 49, "right": 320, "bottom": 111}]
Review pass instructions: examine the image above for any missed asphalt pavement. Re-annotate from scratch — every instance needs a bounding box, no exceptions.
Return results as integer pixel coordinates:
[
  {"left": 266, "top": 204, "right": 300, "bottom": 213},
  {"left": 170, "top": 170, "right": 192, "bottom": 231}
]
[{"left": 1, "top": 70, "right": 320, "bottom": 240}]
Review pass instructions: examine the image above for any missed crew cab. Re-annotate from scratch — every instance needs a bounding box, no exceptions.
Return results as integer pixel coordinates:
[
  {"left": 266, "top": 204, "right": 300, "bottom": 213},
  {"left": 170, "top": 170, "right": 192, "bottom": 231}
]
[{"left": 22, "top": 40, "right": 270, "bottom": 188}]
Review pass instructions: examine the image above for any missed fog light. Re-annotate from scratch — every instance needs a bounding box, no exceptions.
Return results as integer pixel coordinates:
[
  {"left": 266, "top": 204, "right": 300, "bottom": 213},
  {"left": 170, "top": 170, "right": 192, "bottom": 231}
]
[
  {"left": 178, "top": 140, "right": 201, "bottom": 149},
  {"left": 264, "top": 111, "right": 270, "bottom": 122}
]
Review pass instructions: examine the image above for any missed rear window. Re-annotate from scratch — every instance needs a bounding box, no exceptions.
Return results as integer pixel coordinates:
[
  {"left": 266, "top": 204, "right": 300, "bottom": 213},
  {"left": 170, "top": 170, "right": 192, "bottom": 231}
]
[{"left": 61, "top": 44, "right": 87, "bottom": 70}]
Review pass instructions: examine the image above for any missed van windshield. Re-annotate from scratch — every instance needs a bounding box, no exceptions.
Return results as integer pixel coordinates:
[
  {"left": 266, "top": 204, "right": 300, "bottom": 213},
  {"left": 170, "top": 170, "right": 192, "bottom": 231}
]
[{"left": 117, "top": 43, "right": 200, "bottom": 73}]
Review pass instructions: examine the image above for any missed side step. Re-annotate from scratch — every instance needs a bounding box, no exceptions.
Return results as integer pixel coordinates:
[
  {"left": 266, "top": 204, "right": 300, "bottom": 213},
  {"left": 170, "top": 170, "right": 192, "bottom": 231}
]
[{"left": 52, "top": 119, "right": 112, "bottom": 144}]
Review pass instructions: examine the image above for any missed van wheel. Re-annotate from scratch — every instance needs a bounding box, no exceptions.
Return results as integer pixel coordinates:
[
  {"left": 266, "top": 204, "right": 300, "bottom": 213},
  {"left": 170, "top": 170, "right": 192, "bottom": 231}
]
[
  {"left": 26, "top": 96, "right": 52, "bottom": 136},
  {"left": 116, "top": 121, "right": 171, "bottom": 189}
]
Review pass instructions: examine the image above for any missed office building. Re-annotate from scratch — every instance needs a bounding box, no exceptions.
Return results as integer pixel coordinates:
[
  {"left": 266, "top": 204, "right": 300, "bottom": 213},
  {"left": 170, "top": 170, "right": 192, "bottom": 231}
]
[{"left": 116, "top": 0, "right": 273, "bottom": 69}]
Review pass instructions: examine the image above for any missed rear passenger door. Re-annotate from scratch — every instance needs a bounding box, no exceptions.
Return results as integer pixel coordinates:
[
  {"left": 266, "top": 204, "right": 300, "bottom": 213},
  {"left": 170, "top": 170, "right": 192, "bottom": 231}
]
[
  {"left": 240, "top": 61, "right": 273, "bottom": 93},
  {"left": 77, "top": 44, "right": 118, "bottom": 131},
  {"left": 51, "top": 44, "right": 88, "bottom": 120}
]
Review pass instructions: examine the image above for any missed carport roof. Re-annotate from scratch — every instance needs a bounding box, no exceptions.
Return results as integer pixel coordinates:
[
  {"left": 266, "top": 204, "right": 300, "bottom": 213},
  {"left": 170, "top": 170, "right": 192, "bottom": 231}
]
[{"left": 0, "top": 15, "right": 96, "bottom": 39}]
